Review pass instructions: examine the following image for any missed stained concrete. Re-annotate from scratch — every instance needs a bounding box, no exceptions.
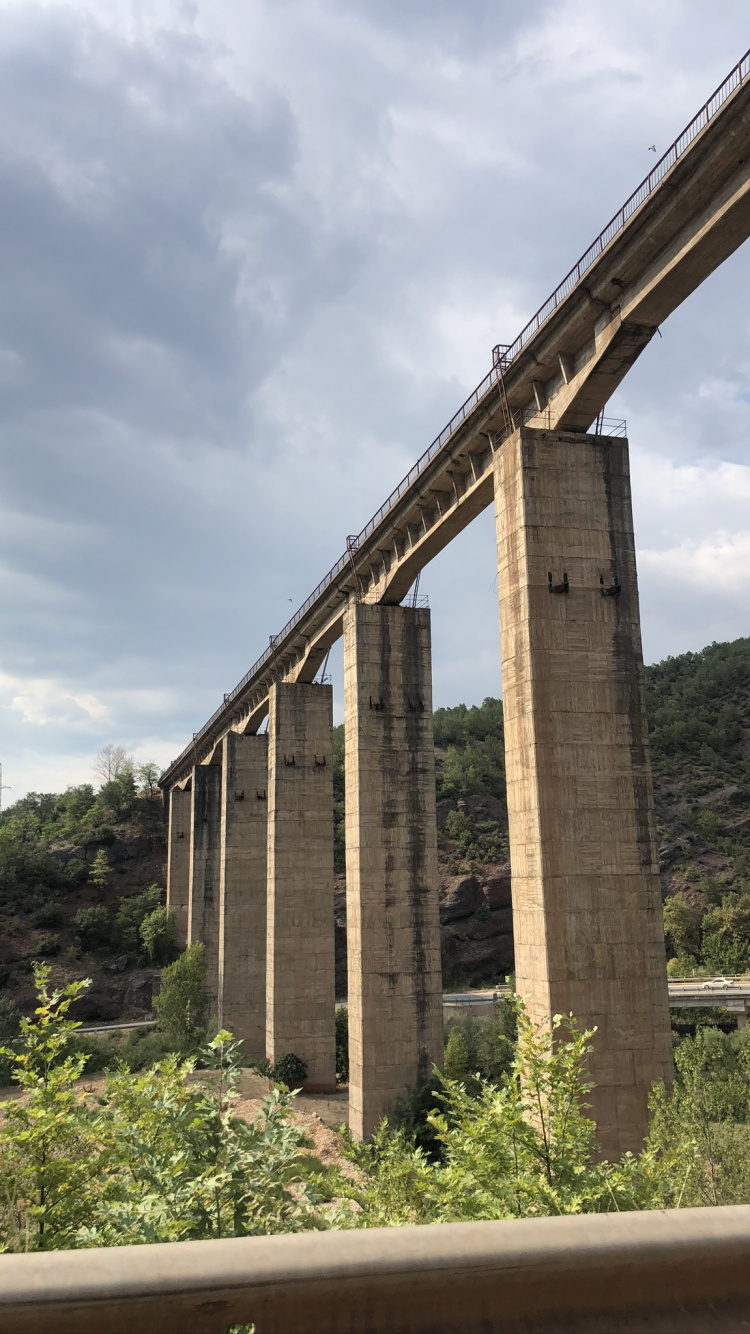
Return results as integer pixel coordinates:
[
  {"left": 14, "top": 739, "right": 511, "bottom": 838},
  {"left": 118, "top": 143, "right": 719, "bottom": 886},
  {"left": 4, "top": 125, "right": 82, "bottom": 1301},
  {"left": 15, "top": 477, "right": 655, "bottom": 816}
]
[
  {"left": 266, "top": 682, "right": 336, "bottom": 1092},
  {"left": 494, "top": 426, "right": 672, "bottom": 1158},
  {"left": 344, "top": 603, "right": 443, "bottom": 1140},
  {"left": 166, "top": 785, "right": 191, "bottom": 950},
  {"left": 187, "top": 764, "right": 222, "bottom": 1028},
  {"left": 218, "top": 733, "right": 268, "bottom": 1058}
]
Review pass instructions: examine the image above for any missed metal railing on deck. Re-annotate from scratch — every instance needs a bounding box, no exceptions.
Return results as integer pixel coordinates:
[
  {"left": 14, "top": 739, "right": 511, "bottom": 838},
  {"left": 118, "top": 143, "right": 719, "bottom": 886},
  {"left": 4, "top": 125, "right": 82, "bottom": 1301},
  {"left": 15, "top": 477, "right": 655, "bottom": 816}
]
[
  {"left": 2, "top": 1205, "right": 750, "bottom": 1333},
  {"left": 163, "top": 47, "right": 750, "bottom": 781}
]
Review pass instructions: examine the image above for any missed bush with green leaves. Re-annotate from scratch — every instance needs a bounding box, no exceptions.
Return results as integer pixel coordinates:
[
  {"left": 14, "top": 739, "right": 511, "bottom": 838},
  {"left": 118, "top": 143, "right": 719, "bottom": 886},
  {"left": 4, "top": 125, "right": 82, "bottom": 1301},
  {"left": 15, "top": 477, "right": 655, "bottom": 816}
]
[
  {"left": 73, "top": 904, "right": 113, "bottom": 952},
  {"left": 154, "top": 942, "right": 208, "bottom": 1050},
  {"left": 648, "top": 1025, "right": 750, "bottom": 1207},
  {"left": 116, "top": 885, "right": 162, "bottom": 959},
  {"left": 140, "top": 905, "right": 178, "bottom": 965},
  {"left": 271, "top": 1053, "right": 308, "bottom": 1088},
  {"left": 31, "top": 902, "right": 64, "bottom": 930},
  {"left": 353, "top": 1006, "right": 660, "bottom": 1226},
  {"left": 0, "top": 967, "right": 341, "bottom": 1252},
  {"left": 36, "top": 933, "right": 61, "bottom": 957}
]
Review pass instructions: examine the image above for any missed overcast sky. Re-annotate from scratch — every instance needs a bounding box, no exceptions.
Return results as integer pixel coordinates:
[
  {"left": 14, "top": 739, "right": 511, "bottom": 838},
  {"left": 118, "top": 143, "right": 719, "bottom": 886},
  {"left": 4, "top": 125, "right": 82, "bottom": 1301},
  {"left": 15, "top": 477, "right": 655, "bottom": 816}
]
[{"left": 1, "top": 0, "right": 749, "bottom": 801}]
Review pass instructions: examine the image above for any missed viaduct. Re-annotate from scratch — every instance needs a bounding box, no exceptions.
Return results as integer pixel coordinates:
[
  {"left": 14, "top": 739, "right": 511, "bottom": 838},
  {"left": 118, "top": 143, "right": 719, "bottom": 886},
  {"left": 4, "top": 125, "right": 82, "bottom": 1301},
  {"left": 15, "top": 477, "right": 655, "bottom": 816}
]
[{"left": 160, "top": 50, "right": 750, "bottom": 1160}]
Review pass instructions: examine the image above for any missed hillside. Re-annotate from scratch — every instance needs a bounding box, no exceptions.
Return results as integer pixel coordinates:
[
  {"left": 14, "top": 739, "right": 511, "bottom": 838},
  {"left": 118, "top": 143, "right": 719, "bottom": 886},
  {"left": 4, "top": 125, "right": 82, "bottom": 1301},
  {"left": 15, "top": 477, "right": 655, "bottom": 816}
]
[{"left": 2, "top": 636, "right": 750, "bottom": 1018}]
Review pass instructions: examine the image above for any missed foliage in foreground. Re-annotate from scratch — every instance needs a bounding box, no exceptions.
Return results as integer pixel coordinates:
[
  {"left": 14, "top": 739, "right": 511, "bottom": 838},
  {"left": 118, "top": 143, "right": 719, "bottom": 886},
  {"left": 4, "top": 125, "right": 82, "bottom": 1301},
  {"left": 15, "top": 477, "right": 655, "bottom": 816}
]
[
  {"left": 7, "top": 969, "right": 750, "bottom": 1253},
  {"left": 352, "top": 1007, "right": 659, "bottom": 1224},
  {"left": 0, "top": 966, "right": 341, "bottom": 1251}
]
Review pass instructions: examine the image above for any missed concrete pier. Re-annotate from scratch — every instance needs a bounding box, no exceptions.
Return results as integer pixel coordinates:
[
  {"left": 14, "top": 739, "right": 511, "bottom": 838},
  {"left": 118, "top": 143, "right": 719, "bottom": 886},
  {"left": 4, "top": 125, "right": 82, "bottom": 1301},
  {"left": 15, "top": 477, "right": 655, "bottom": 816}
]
[
  {"left": 166, "top": 785, "right": 191, "bottom": 949},
  {"left": 344, "top": 603, "right": 443, "bottom": 1140},
  {"left": 266, "top": 682, "right": 336, "bottom": 1092},
  {"left": 218, "top": 733, "right": 268, "bottom": 1057},
  {"left": 494, "top": 426, "right": 672, "bottom": 1159},
  {"left": 187, "top": 763, "right": 223, "bottom": 1028}
]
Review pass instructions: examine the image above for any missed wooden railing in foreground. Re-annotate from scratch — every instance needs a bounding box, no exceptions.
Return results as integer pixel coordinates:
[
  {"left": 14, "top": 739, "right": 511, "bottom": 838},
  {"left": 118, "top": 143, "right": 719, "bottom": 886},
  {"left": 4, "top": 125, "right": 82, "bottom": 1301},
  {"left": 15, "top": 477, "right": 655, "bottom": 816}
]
[{"left": 2, "top": 1205, "right": 750, "bottom": 1333}]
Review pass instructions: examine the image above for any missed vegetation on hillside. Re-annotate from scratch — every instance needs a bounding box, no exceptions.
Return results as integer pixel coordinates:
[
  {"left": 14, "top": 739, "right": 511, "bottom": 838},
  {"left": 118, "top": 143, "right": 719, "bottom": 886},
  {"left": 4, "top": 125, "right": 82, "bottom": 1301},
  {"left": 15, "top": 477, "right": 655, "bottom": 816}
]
[{"left": 2, "top": 636, "right": 750, "bottom": 1006}]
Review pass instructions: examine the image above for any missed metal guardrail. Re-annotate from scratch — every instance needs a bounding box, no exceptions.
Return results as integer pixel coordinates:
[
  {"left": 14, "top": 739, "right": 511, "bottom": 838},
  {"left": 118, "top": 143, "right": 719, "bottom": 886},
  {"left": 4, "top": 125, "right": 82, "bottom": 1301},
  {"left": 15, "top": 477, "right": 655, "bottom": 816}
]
[
  {"left": 2, "top": 1205, "right": 750, "bottom": 1333},
  {"left": 162, "top": 46, "right": 750, "bottom": 783}
]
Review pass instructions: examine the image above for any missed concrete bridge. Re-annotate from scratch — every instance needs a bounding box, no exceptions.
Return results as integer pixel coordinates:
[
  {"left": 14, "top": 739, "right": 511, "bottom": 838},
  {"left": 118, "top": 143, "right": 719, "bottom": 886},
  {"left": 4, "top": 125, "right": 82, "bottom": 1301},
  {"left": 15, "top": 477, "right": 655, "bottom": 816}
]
[{"left": 160, "top": 49, "right": 750, "bottom": 1160}]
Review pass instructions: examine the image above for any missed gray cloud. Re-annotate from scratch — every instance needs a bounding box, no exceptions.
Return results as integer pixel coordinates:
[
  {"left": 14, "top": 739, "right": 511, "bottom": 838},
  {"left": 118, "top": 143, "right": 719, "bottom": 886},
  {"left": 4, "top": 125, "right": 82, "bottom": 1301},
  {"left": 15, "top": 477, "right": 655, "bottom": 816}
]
[{"left": 0, "top": 0, "right": 749, "bottom": 796}]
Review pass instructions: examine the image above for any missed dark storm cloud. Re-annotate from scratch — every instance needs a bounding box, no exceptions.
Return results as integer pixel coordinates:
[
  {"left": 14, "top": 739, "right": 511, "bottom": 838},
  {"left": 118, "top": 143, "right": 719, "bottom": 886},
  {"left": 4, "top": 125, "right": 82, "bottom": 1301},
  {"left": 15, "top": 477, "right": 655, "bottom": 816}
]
[{"left": 0, "top": 0, "right": 749, "bottom": 795}]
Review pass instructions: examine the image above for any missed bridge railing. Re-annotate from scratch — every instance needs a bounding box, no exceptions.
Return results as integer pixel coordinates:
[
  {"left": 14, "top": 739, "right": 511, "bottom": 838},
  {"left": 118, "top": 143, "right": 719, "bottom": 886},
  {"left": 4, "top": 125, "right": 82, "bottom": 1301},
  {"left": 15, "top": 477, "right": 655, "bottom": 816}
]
[
  {"left": 2, "top": 1205, "right": 750, "bottom": 1333},
  {"left": 162, "top": 47, "right": 750, "bottom": 783}
]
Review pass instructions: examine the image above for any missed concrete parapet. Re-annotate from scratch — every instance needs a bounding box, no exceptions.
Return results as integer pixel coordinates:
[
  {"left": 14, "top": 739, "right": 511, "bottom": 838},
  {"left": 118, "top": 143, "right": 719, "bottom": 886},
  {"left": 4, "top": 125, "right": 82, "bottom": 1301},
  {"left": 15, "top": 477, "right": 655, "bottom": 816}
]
[
  {"left": 218, "top": 733, "right": 268, "bottom": 1058},
  {"left": 494, "top": 426, "right": 672, "bottom": 1159},
  {"left": 166, "top": 786, "right": 191, "bottom": 949},
  {"left": 188, "top": 763, "right": 223, "bottom": 1028},
  {"left": 344, "top": 602, "right": 443, "bottom": 1140},
  {"left": 266, "top": 682, "right": 336, "bottom": 1092}
]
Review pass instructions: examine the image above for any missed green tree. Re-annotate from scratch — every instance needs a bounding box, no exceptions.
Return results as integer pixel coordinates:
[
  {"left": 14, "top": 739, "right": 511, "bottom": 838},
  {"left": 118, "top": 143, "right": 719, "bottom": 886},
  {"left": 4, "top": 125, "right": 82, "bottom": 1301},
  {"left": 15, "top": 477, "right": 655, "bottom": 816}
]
[
  {"left": 648, "top": 1027, "right": 750, "bottom": 1207},
  {"left": 356, "top": 1006, "right": 658, "bottom": 1226},
  {"left": 0, "top": 973, "right": 338, "bottom": 1250},
  {"left": 443, "top": 1029, "right": 470, "bottom": 1083},
  {"left": 702, "top": 892, "right": 750, "bottom": 973},
  {"left": 135, "top": 762, "right": 161, "bottom": 797},
  {"left": 89, "top": 849, "right": 111, "bottom": 892},
  {"left": 116, "top": 885, "right": 162, "bottom": 958},
  {"left": 662, "top": 895, "right": 703, "bottom": 959},
  {"left": 0, "top": 966, "right": 98, "bottom": 1250},
  {"left": 140, "top": 906, "right": 178, "bottom": 965},
  {"left": 73, "top": 905, "right": 113, "bottom": 952},
  {"left": 154, "top": 943, "right": 208, "bottom": 1050}
]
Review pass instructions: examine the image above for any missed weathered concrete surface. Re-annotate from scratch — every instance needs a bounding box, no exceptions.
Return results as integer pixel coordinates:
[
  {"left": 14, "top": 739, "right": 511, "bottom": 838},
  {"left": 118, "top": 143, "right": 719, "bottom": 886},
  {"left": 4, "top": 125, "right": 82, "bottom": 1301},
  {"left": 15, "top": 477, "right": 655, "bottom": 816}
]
[
  {"left": 188, "top": 764, "right": 223, "bottom": 1028},
  {"left": 494, "top": 426, "right": 672, "bottom": 1159},
  {"left": 344, "top": 603, "right": 443, "bottom": 1140},
  {"left": 166, "top": 786, "right": 191, "bottom": 949},
  {"left": 218, "top": 733, "right": 268, "bottom": 1058},
  {"left": 266, "top": 682, "right": 336, "bottom": 1092}
]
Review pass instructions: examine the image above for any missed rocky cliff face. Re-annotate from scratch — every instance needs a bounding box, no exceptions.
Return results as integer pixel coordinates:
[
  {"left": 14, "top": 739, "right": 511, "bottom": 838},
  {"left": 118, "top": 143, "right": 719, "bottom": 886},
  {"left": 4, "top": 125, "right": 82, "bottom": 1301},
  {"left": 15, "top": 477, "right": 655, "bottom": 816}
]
[{"left": 334, "top": 860, "right": 514, "bottom": 998}]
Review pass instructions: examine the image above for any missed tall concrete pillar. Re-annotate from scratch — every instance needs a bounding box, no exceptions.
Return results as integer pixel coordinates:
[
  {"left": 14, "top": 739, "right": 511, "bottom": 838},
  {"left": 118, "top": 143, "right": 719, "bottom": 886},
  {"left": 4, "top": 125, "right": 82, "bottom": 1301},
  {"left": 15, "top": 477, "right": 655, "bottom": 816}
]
[
  {"left": 188, "top": 762, "right": 222, "bottom": 1028},
  {"left": 166, "top": 785, "right": 191, "bottom": 948},
  {"left": 218, "top": 732, "right": 268, "bottom": 1058},
  {"left": 494, "top": 425, "right": 672, "bottom": 1159},
  {"left": 266, "top": 682, "right": 336, "bottom": 1092},
  {"left": 344, "top": 603, "right": 443, "bottom": 1140}
]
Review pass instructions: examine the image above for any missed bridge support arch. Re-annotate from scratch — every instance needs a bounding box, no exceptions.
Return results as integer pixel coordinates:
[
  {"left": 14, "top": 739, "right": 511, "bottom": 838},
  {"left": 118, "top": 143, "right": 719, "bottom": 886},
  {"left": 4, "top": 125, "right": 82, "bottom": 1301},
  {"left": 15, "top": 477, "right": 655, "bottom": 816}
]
[{"left": 494, "top": 426, "right": 672, "bottom": 1158}]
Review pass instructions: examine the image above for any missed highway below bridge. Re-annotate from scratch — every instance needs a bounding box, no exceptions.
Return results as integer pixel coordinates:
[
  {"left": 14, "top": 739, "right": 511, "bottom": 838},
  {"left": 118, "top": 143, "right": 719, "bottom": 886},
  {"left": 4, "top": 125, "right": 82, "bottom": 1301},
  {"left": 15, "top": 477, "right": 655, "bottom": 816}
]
[{"left": 444, "top": 982, "right": 750, "bottom": 1028}]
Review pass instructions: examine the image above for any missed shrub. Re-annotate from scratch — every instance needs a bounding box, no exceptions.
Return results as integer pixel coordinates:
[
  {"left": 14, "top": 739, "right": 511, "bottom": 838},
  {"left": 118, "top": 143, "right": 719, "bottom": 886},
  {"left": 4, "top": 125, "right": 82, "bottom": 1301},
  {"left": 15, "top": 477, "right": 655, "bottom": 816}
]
[
  {"left": 36, "top": 933, "right": 61, "bottom": 957},
  {"left": 65, "top": 1033, "right": 120, "bottom": 1073},
  {"left": 32, "top": 902, "right": 64, "bottom": 929},
  {"left": 443, "top": 1028, "right": 470, "bottom": 1082},
  {"left": 154, "top": 943, "right": 208, "bottom": 1050},
  {"left": 116, "top": 885, "right": 162, "bottom": 959},
  {"left": 73, "top": 905, "right": 113, "bottom": 952},
  {"left": 271, "top": 1053, "right": 308, "bottom": 1088},
  {"left": 89, "top": 850, "right": 111, "bottom": 891},
  {"left": 121, "top": 1028, "right": 177, "bottom": 1071},
  {"left": 140, "top": 906, "right": 178, "bottom": 965},
  {"left": 0, "top": 969, "right": 334, "bottom": 1250}
]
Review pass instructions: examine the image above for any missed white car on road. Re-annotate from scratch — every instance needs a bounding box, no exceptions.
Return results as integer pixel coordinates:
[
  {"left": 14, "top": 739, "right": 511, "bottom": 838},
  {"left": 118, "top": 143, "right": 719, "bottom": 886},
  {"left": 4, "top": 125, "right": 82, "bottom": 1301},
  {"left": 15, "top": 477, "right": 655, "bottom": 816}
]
[{"left": 701, "top": 976, "right": 733, "bottom": 990}]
